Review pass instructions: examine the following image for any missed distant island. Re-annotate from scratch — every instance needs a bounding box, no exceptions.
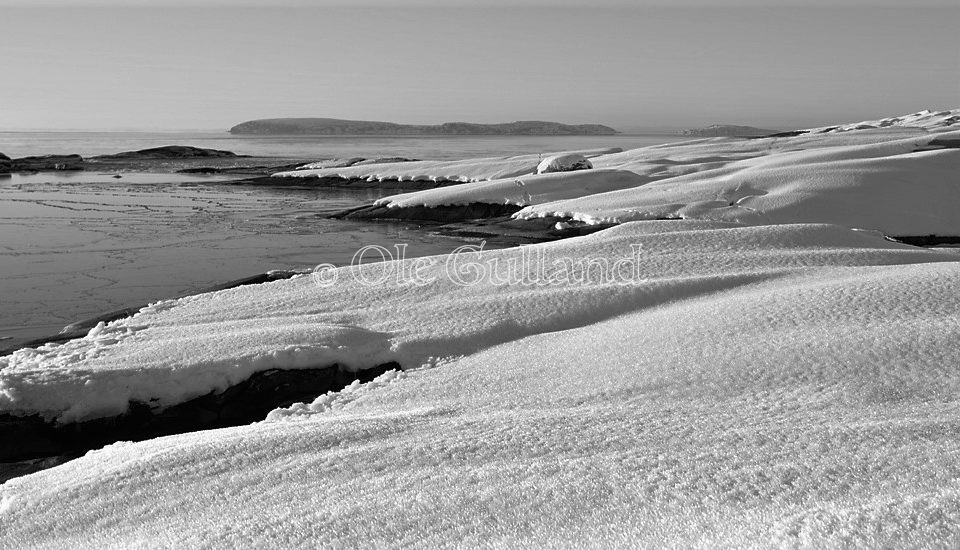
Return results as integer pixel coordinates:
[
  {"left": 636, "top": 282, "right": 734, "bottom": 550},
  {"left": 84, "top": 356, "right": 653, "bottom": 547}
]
[
  {"left": 680, "top": 124, "right": 780, "bottom": 137},
  {"left": 229, "top": 118, "right": 619, "bottom": 136}
]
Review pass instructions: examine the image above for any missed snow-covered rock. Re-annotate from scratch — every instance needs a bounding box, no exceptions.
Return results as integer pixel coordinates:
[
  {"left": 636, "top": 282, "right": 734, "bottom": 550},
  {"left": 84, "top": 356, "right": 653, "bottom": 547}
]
[
  {"left": 274, "top": 147, "right": 620, "bottom": 185},
  {"left": 3, "top": 221, "right": 960, "bottom": 547},
  {"left": 536, "top": 153, "right": 593, "bottom": 174},
  {"left": 516, "top": 130, "right": 960, "bottom": 236},
  {"left": 807, "top": 108, "right": 960, "bottom": 134},
  {"left": 366, "top": 118, "right": 960, "bottom": 221}
]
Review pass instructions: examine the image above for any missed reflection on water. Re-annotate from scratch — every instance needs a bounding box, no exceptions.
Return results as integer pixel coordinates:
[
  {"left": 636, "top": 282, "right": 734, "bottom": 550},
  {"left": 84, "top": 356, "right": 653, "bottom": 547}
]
[
  {"left": 1, "top": 171, "right": 237, "bottom": 186},
  {"left": 0, "top": 177, "right": 479, "bottom": 348}
]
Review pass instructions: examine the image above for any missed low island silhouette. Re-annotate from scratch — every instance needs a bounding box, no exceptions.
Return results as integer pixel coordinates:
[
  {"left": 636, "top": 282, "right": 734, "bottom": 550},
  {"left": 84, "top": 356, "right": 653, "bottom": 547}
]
[{"left": 229, "top": 117, "right": 619, "bottom": 136}]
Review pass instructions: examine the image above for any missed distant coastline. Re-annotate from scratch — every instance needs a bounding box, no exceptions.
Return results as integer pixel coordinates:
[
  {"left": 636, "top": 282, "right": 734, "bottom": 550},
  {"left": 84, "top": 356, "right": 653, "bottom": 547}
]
[
  {"left": 229, "top": 118, "right": 619, "bottom": 136},
  {"left": 679, "top": 124, "right": 781, "bottom": 137}
]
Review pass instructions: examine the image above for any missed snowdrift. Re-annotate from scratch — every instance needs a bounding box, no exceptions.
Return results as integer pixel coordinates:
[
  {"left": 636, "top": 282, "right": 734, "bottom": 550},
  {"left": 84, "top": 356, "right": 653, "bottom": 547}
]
[
  {"left": 517, "top": 131, "right": 960, "bottom": 236},
  {"left": 3, "top": 221, "right": 960, "bottom": 547}
]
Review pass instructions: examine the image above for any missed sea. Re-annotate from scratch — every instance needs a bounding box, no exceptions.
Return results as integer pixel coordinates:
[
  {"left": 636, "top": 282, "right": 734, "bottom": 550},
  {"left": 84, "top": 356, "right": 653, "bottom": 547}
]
[{"left": 0, "top": 131, "right": 684, "bottom": 349}]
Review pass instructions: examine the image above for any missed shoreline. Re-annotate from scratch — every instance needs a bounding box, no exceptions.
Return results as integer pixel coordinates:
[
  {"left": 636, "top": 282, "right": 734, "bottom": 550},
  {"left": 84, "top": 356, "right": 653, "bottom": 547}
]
[
  {"left": 0, "top": 147, "right": 617, "bottom": 481},
  {"left": 0, "top": 148, "right": 519, "bottom": 355},
  {"left": 7, "top": 139, "right": 960, "bottom": 355}
]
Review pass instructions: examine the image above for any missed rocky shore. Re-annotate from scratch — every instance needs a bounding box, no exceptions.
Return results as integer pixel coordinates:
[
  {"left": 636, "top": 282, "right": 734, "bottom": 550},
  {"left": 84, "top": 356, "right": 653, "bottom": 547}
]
[
  {"left": 0, "top": 145, "right": 314, "bottom": 176},
  {"left": 2, "top": 154, "right": 84, "bottom": 172}
]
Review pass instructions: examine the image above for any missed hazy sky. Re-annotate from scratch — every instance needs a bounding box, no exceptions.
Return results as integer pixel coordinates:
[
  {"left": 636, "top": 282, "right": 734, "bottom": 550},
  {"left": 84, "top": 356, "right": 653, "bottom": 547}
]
[{"left": 1, "top": 1, "right": 957, "bottom": 131}]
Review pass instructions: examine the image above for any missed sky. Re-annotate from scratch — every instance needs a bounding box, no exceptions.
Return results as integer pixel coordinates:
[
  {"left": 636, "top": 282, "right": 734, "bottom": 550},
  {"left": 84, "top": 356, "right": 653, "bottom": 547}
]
[{"left": 0, "top": 1, "right": 957, "bottom": 131}]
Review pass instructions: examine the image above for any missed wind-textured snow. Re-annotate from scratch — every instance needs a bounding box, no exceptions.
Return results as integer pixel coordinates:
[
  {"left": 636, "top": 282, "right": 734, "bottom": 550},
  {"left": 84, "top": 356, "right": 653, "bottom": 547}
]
[
  {"left": 4, "top": 109, "right": 960, "bottom": 548},
  {"left": 517, "top": 130, "right": 960, "bottom": 236},
  {"left": 274, "top": 147, "right": 621, "bottom": 184},
  {"left": 2, "top": 221, "right": 960, "bottom": 547}
]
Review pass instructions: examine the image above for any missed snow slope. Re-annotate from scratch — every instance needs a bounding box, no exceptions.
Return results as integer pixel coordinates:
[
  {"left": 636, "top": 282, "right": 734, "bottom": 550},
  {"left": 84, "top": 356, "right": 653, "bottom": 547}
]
[
  {"left": 516, "top": 130, "right": 960, "bottom": 236},
  {"left": 4, "top": 109, "right": 960, "bottom": 547},
  {"left": 3, "top": 221, "right": 960, "bottom": 547},
  {"left": 807, "top": 108, "right": 960, "bottom": 133},
  {"left": 374, "top": 169, "right": 650, "bottom": 209},
  {"left": 3, "top": 220, "right": 954, "bottom": 424}
]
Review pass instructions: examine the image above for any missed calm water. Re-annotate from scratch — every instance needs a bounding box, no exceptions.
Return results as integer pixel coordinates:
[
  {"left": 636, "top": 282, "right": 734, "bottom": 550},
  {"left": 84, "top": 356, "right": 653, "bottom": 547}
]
[
  {"left": 0, "top": 131, "right": 686, "bottom": 160},
  {"left": 0, "top": 132, "right": 684, "bottom": 349}
]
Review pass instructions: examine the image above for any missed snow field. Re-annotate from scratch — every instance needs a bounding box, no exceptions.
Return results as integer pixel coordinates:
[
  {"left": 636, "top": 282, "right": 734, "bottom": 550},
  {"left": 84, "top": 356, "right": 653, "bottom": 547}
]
[{"left": 3, "top": 221, "right": 960, "bottom": 547}]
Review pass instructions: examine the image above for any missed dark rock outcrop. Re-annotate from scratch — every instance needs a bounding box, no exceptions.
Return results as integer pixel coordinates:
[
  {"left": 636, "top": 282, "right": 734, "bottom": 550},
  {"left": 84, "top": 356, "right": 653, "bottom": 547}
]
[
  {"left": 176, "top": 162, "right": 305, "bottom": 175},
  {"left": 761, "top": 130, "right": 809, "bottom": 138},
  {"left": 177, "top": 158, "right": 417, "bottom": 177},
  {"left": 176, "top": 166, "right": 224, "bottom": 174},
  {"left": 929, "top": 137, "right": 960, "bottom": 149},
  {"left": 0, "top": 152, "right": 11, "bottom": 173},
  {"left": 230, "top": 118, "right": 619, "bottom": 136},
  {"left": 681, "top": 124, "right": 781, "bottom": 138},
  {"left": 889, "top": 235, "right": 960, "bottom": 246},
  {"left": 333, "top": 202, "right": 524, "bottom": 223},
  {"left": 0, "top": 362, "right": 399, "bottom": 481},
  {"left": 95, "top": 145, "right": 242, "bottom": 160},
  {"left": 352, "top": 157, "right": 417, "bottom": 166},
  {"left": 11, "top": 154, "right": 84, "bottom": 171},
  {"left": 234, "top": 175, "right": 457, "bottom": 190},
  {"left": 432, "top": 215, "right": 620, "bottom": 244}
]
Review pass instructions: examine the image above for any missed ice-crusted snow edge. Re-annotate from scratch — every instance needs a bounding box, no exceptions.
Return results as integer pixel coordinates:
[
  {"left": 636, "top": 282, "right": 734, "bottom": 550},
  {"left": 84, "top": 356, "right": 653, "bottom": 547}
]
[
  {"left": 266, "top": 368, "right": 407, "bottom": 421},
  {"left": 271, "top": 147, "right": 622, "bottom": 184}
]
